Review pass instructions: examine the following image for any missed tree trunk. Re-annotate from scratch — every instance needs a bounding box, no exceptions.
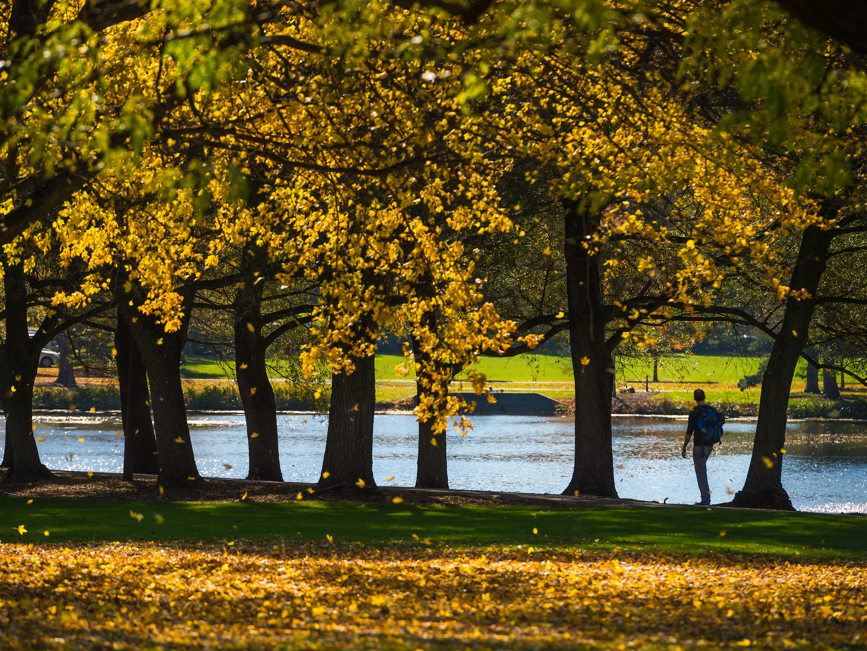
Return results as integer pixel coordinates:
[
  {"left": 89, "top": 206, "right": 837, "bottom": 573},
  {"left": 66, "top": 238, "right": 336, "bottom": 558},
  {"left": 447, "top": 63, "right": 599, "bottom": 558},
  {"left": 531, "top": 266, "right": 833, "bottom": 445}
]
[
  {"left": 235, "top": 277, "right": 283, "bottom": 481},
  {"left": 823, "top": 365, "right": 840, "bottom": 399},
  {"left": 413, "top": 308, "right": 449, "bottom": 488},
  {"left": 804, "top": 350, "right": 820, "bottom": 393},
  {"left": 732, "top": 225, "right": 835, "bottom": 510},
  {"left": 562, "top": 200, "right": 617, "bottom": 498},
  {"left": 653, "top": 356, "right": 659, "bottom": 382},
  {"left": 317, "top": 353, "right": 377, "bottom": 491},
  {"left": 122, "top": 295, "right": 200, "bottom": 488},
  {"left": 840, "top": 364, "right": 846, "bottom": 389},
  {"left": 0, "top": 261, "right": 52, "bottom": 480},
  {"left": 53, "top": 333, "right": 78, "bottom": 387},
  {"left": 116, "top": 315, "right": 159, "bottom": 478}
]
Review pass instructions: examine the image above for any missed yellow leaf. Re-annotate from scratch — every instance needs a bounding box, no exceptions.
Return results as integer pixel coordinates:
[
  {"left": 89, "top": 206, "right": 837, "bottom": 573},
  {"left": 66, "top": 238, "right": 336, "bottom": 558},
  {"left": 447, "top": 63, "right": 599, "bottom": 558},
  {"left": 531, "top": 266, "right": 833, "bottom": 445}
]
[
  {"left": 556, "top": 312, "right": 565, "bottom": 319},
  {"left": 720, "top": 531, "right": 726, "bottom": 537},
  {"left": 250, "top": 388, "right": 257, "bottom": 396},
  {"left": 386, "top": 476, "right": 394, "bottom": 481},
  {"left": 580, "top": 356, "right": 590, "bottom": 366},
  {"left": 111, "top": 347, "right": 118, "bottom": 357},
  {"left": 156, "top": 338, "right": 163, "bottom": 345},
  {"left": 222, "top": 563, "right": 229, "bottom": 571},
  {"left": 87, "top": 472, "right": 93, "bottom": 478},
  {"left": 307, "top": 488, "right": 314, "bottom": 494},
  {"left": 250, "top": 432, "right": 259, "bottom": 438},
  {"left": 90, "top": 406, "right": 96, "bottom": 413},
  {"left": 355, "top": 478, "right": 365, "bottom": 488},
  {"left": 17, "top": 525, "right": 26, "bottom": 535},
  {"left": 77, "top": 437, "right": 84, "bottom": 442},
  {"left": 154, "top": 514, "right": 164, "bottom": 524},
  {"left": 36, "top": 438, "right": 44, "bottom": 442},
  {"left": 246, "top": 322, "right": 255, "bottom": 332},
  {"left": 533, "top": 528, "right": 538, "bottom": 535},
  {"left": 116, "top": 431, "right": 122, "bottom": 436},
  {"left": 224, "top": 463, "right": 233, "bottom": 470},
  {"left": 296, "top": 492, "right": 303, "bottom": 500},
  {"left": 322, "top": 471, "right": 330, "bottom": 479},
  {"left": 392, "top": 497, "right": 404, "bottom": 504},
  {"left": 241, "top": 491, "right": 247, "bottom": 501},
  {"left": 326, "top": 534, "right": 333, "bottom": 543},
  {"left": 761, "top": 456, "right": 774, "bottom": 469},
  {"left": 240, "top": 363, "right": 248, "bottom": 369},
  {"left": 130, "top": 511, "right": 143, "bottom": 522},
  {"left": 174, "top": 437, "right": 185, "bottom": 443},
  {"left": 430, "top": 437, "right": 437, "bottom": 446},
  {"left": 43, "top": 531, "right": 49, "bottom": 536}
]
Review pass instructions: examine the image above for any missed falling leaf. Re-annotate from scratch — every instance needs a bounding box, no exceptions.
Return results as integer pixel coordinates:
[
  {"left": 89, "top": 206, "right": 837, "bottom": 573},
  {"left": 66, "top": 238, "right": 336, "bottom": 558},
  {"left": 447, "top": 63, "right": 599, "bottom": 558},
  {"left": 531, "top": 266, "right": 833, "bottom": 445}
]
[
  {"left": 174, "top": 437, "right": 185, "bottom": 443},
  {"left": 250, "top": 388, "right": 257, "bottom": 396},
  {"left": 355, "top": 478, "right": 365, "bottom": 488},
  {"left": 392, "top": 497, "right": 404, "bottom": 504},
  {"left": 43, "top": 531, "right": 49, "bottom": 536},
  {"left": 307, "top": 488, "right": 314, "bottom": 494},
  {"left": 761, "top": 456, "right": 774, "bottom": 469},
  {"left": 87, "top": 472, "right": 94, "bottom": 478},
  {"left": 154, "top": 514, "right": 164, "bottom": 524},
  {"left": 326, "top": 534, "right": 333, "bottom": 543},
  {"left": 580, "top": 356, "right": 590, "bottom": 366},
  {"left": 240, "top": 363, "right": 248, "bottom": 369},
  {"left": 36, "top": 437, "right": 44, "bottom": 442},
  {"left": 90, "top": 406, "right": 96, "bottom": 412},
  {"left": 224, "top": 463, "right": 233, "bottom": 470},
  {"left": 322, "top": 472, "right": 330, "bottom": 479},
  {"left": 17, "top": 525, "right": 26, "bottom": 535},
  {"left": 430, "top": 437, "right": 438, "bottom": 446},
  {"left": 129, "top": 511, "right": 143, "bottom": 522},
  {"left": 156, "top": 338, "right": 163, "bottom": 345},
  {"left": 27, "top": 499, "right": 33, "bottom": 505},
  {"left": 296, "top": 492, "right": 303, "bottom": 500},
  {"left": 241, "top": 491, "right": 247, "bottom": 501},
  {"left": 116, "top": 431, "right": 122, "bottom": 436},
  {"left": 250, "top": 432, "right": 259, "bottom": 438},
  {"left": 111, "top": 347, "right": 118, "bottom": 357},
  {"left": 77, "top": 437, "right": 85, "bottom": 442},
  {"left": 720, "top": 531, "right": 726, "bottom": 537},
  {"left": 556, "top": 311, "right": 565, "bottom": 319},
  {"left": 386, "top": 476, "right": 394, "bottom": 482},
  {"left": 246, "top": 322, "right": 255, "bottom": 332}
]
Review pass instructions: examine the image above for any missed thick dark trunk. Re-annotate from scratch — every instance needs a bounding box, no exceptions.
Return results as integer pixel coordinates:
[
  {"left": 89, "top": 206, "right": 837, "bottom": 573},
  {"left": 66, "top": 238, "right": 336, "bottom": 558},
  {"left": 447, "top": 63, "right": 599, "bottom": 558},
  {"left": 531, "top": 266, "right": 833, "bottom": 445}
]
[
  {"left": 318, "top": 353, "right": 377, "bottom": 491},
  {"left": 652, "top": 357, "right": 659, "bottom": 382},
  {"left": 732, "top": 225, "right": 835, "bottom": 510},
  {"left": 122, "top": 296, "right": 200, "bottom": 488},
  {"left": 235, "top": 277, "right": 283, "bottom": 481},
  {"left": 116, "top": 315, "right": 159, "bottom": 478},
  {"left": 53, "top": 334, "right": 78, "bottom": 387},
  {"left": 562, "top": 200, "right": 617, "bottom": 498},
  {"left": 804, "top": 350, "right": 820, "bottom": 393},
  {"left": 0, "top": 262, "right": 52, "bottom": 480},
  {"left": 413, "top": 310, "right": 448, "bottom": 488},
  {"left": 823, "top": 365, "right": 840, "bottom": 399}
]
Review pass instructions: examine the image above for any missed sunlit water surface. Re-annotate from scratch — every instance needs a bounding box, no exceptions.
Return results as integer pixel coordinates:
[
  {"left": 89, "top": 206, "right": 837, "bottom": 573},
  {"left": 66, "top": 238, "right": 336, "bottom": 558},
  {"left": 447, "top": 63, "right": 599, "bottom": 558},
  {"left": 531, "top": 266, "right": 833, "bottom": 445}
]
[{"left": 4, "top": 414, "right": 865, "bottom": 513}]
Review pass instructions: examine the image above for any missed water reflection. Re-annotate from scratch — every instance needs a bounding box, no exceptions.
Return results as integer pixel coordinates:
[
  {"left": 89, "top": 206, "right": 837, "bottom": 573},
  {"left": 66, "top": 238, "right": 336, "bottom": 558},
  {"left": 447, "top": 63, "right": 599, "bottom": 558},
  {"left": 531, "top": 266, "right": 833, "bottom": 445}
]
[{"left": 3, "top": 413, "right": 865, "bottom": 513}]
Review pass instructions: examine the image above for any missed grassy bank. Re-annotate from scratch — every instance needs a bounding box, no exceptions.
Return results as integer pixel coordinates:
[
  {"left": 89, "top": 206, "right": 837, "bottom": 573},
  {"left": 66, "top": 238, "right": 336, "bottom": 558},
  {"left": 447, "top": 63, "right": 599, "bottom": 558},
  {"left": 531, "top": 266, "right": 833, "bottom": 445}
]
[
  {"left": 3, "top": 496, "right": 865, "bottom": 651},
  {"left": 3, "top": 495, "right": 864, "bottom": 558}
]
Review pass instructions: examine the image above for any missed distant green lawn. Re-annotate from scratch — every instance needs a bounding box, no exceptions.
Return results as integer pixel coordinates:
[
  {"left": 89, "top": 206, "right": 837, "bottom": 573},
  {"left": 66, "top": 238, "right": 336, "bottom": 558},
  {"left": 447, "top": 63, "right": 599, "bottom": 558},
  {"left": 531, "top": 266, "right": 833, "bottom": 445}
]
[
  {"left": 2, "top": 496, "right": 864, "bottom": 559},
  {"left": 180, "top": 352, "right": 799, "bottom": 386}
]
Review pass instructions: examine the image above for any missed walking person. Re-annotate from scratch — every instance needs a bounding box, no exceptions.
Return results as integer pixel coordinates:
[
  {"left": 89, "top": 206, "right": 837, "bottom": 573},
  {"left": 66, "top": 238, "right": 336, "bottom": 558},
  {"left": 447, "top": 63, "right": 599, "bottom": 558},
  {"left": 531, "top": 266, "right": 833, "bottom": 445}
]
[{"left": 681, "top": 388, "right": 725, "bottom": 505}]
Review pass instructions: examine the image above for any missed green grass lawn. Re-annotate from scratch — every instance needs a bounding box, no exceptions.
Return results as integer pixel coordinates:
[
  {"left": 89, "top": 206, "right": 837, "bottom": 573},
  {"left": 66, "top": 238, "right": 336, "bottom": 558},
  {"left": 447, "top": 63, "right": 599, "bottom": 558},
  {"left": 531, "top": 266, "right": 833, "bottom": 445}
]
[
  {"left": 3, "top": 496, "right": 864, "bottom": 559},
  {"left": 181, "top": 353, "right": 787, "bottom": 385}
]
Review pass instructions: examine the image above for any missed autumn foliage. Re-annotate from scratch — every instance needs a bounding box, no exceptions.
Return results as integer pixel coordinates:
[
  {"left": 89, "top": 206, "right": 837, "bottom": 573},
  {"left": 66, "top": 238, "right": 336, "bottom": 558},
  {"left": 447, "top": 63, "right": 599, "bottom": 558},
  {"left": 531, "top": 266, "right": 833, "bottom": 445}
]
[{"left": 1, "top": 541, "right": 865, "bottom": 650}]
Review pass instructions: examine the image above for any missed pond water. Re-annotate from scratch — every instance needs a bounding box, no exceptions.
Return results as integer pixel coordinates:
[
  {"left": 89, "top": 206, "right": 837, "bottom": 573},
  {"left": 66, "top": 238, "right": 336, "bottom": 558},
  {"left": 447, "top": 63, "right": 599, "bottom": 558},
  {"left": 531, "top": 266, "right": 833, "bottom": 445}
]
[{"left": 4, "top": 413, "right": 866, "bottom": 513}]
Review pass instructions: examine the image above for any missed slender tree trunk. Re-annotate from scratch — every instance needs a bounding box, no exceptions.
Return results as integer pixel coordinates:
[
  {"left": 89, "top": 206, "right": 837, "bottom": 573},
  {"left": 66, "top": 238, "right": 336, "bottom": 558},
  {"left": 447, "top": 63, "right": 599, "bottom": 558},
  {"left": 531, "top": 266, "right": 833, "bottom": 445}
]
[
  {"left": 413, "top": 307, "right": 448, "bottom": 488},
  {"left": 235, "top": 277, "right": 283, "bottom": 481},
  {"left": 53, "top": 333, "right": 78, "bottom": 387},
  {"left": 318, "top": 352, "right": 377, "bottom": 491},
  {"left": 562, "top": 200, "right": 617, "bottom": 498},
  {"left": 732, "top": 225, "right": 835, "bottom": 510},
  {"left": 116, "top": 315, "right": 158, "bottom": 478},
  {"left": 823, "top": 364, "right": 840, "bottom": 399},
  {"left": 122, "top": 294, "right": 200, "bottom": 488},
  {"left": 0, "top": 261, "right": 52, "bottom": 480},
  {"left": 653, "top": 356, "right": 659, "bottom": 382},
  {"left": 804, "top": 349, "right": 820, "bottom": 394}
]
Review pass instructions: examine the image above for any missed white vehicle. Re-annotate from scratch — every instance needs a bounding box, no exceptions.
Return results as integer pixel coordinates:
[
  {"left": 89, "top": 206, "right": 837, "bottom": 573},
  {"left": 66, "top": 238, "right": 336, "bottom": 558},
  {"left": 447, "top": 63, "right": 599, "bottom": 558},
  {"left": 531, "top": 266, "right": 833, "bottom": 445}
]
[{"left": 39, "top": 348, "right": 61, "bottom": 367}]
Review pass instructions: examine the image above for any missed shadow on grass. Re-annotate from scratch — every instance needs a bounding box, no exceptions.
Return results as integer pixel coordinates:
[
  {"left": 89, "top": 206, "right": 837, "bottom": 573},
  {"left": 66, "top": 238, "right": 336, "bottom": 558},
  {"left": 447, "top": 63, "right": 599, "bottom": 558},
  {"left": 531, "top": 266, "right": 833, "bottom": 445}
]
[{"left": 2, "top": 496, "right": 865, "bottom": 559}]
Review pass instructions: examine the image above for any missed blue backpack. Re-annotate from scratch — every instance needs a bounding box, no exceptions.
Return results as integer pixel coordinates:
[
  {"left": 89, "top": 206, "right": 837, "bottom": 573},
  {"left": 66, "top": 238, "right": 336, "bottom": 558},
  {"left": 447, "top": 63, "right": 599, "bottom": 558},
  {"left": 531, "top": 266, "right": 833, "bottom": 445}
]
[{"left": 696, "top": 405, "right": 725, "bottom": 446}]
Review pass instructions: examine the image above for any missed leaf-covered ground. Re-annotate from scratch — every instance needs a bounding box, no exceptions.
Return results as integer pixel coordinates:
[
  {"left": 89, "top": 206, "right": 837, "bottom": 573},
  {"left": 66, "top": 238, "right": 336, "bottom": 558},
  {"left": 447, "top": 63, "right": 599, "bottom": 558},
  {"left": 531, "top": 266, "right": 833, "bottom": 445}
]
[{"left": 2, "top": 541, "right": 865, "bottom": 650}]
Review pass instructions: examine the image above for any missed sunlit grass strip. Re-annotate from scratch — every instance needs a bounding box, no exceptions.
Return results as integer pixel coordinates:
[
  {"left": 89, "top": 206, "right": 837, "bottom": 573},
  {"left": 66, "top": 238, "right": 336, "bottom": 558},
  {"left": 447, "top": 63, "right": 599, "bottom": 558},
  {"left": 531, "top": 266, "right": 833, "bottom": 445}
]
[
  {"left": 3, "top": 497, "right": 866, "bottom": 560},
  {"left": 1, "top": 542, "right": 865, "bottom": 650}
]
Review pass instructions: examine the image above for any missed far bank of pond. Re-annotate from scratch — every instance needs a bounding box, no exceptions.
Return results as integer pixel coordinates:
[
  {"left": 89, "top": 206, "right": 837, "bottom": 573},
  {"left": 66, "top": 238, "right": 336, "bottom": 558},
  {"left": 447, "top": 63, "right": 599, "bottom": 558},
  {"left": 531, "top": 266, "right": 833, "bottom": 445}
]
[{"left": 5, "top": 413, "right": 865, "bottom": 514}]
